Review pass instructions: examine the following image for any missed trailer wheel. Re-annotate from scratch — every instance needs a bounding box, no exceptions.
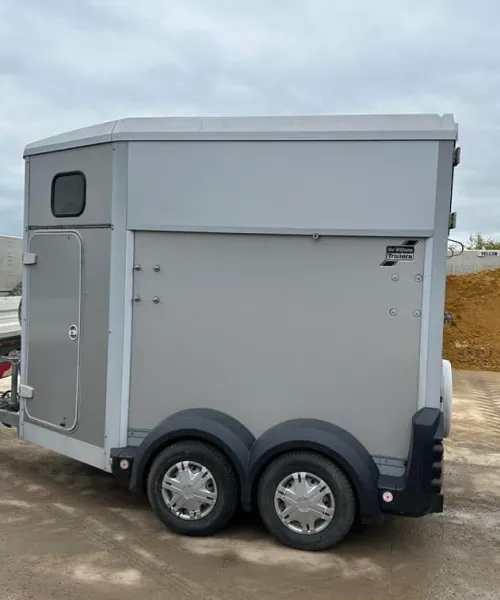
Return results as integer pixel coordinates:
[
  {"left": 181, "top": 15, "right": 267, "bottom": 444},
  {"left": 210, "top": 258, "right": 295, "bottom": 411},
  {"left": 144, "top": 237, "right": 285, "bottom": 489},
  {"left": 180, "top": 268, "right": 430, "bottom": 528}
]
[
  {"left": 146, "top": 440, "right": 239, "bottom": 536},
  {"left": 257, "top": 451, "right": 356, "bottom": 551}
]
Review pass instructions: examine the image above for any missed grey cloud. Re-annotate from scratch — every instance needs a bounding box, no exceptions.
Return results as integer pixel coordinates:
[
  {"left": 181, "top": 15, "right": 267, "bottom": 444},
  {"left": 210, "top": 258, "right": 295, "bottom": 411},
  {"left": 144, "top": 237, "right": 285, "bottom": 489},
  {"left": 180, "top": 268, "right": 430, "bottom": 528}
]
[{"left": 1, "top": 0, "right": 499, "bottom": 240}]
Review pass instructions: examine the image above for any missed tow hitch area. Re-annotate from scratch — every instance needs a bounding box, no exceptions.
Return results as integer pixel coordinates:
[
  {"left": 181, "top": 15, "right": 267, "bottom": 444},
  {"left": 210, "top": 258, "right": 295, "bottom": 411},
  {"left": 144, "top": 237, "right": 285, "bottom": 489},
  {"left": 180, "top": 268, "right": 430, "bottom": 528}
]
[{"left": 0, "top": 356, "right": 20, "bottom": 428}]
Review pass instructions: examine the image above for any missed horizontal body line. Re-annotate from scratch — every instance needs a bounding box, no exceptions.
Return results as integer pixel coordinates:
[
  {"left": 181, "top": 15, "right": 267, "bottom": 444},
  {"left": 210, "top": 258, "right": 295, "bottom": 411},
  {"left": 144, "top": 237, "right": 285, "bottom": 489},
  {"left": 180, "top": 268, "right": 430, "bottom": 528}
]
[
  {"left": 28, "top": 224, "right": 112, "bottom": 231},
  {"left": 128, "top": 225, "right": 433, "bottom": 238}
]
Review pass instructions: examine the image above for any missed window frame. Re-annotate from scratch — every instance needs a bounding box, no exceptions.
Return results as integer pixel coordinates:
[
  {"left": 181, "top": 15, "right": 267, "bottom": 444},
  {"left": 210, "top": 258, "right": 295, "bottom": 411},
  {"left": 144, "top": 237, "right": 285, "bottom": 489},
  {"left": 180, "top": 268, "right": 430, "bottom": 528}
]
[{"left": 50, "top": 171, "right": 87, "bottom": 218}]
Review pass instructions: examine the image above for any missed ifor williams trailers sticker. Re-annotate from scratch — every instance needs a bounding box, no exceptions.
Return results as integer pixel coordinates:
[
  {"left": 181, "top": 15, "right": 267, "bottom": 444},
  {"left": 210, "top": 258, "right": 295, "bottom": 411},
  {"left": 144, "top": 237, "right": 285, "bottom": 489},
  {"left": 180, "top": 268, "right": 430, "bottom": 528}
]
[{"left": 380, "top": 239, "right": 419, "bottom": 267}]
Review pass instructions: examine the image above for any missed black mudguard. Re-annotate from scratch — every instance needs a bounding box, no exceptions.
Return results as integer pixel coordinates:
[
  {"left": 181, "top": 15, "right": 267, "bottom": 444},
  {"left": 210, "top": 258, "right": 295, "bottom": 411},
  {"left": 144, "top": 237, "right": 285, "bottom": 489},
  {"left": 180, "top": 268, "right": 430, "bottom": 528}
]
[
  {"left": 128, "top": 408, "right": 255, "bottom": 493},
  {"left": 242, "top": 418, "right": 383, "bottom": 522}
]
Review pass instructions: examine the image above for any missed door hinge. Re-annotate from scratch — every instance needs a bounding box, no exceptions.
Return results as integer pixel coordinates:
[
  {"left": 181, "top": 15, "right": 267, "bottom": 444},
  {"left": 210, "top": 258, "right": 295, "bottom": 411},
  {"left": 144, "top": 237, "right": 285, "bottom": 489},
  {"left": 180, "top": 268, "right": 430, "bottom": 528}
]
[
  {"left": 19, "top": 385, "right": 34, "bottom": 399},
  {"left": 449, "top": 212, "right": 457, "bottom": 230},
  {"left": 453, "top": 146, "right": 461, "bottom": 167},
  {"left": 22, "top": 252, "right": 37, "bottom": 265}
]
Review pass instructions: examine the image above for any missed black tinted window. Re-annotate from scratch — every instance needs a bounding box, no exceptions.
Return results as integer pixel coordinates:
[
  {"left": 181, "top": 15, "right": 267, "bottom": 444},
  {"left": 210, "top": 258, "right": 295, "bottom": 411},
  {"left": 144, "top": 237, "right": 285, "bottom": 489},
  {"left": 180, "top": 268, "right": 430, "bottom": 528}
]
[{"left": 51, "top": 172, "right": 86, "bottom": 218}]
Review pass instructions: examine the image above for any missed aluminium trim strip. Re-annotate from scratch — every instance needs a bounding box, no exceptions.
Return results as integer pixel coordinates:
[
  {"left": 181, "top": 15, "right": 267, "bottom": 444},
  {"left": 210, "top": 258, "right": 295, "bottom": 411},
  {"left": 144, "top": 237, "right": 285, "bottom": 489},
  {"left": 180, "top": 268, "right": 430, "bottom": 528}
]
[
  {"left": 127, "top": 225, "right": 434, "bottom": 238},
  {"left": 119, "top": 230, "right": 134, "bottom": 448},
  {"left": 23, "top": 422, "right": 106, "bottom": 470}
]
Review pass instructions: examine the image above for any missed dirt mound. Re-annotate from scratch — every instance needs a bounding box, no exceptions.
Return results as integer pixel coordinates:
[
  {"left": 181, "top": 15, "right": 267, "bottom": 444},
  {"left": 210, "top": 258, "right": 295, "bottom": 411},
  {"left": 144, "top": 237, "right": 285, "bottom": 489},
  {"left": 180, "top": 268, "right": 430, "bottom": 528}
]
[{"left": 443, "top": 267, "right": 500, "bottom": 371}]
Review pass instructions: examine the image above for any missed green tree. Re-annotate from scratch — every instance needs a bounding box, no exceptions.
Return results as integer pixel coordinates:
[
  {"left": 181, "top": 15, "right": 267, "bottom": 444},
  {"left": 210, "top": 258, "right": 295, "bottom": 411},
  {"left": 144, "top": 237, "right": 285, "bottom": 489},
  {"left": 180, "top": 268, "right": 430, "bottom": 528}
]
[{"left": 466, "top": 233, "right": 500, "bottom": 250}]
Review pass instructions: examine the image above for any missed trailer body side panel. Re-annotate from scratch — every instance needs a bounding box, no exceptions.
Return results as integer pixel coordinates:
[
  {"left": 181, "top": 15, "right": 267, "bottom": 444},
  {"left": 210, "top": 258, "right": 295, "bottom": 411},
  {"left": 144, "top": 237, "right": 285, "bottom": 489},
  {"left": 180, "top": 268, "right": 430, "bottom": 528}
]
[
  {"left": 129, "top": 232, "right": 424, "bottom": 460},
  {"left": 127, "top": 140, "right": 439, "bottom": 235}
]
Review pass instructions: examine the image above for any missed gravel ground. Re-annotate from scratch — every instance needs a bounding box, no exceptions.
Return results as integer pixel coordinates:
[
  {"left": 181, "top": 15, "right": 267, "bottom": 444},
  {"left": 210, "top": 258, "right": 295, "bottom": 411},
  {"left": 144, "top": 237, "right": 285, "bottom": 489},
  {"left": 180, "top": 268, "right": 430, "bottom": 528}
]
[{"left": 0, "top": 370, "right": 499, "bottom": 600}]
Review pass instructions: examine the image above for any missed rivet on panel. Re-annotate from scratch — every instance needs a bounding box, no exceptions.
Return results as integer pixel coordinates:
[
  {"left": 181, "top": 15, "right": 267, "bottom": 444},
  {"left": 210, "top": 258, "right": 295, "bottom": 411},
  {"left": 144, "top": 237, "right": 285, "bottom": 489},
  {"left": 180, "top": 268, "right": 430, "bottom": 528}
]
[
  {"left": 413, "top": 310, "right": 421, "bottom": 317},
  {"left": 152, "top": 296, "right": 160, "bottom": 304},
  {"left": 153, "top": 265, "right": 161, "bottom": 272},
  {"left": 133, "top": 264, "right": 142, "bottom": 271},
  {"left": 391, "top": 274, "right": 399, "bottom": 282},
  {"left": 389, "top": 308, "right": 398, "bottom": 316},
  {"left": 414, "top": 274, "right": 423, "bottom": 282}
]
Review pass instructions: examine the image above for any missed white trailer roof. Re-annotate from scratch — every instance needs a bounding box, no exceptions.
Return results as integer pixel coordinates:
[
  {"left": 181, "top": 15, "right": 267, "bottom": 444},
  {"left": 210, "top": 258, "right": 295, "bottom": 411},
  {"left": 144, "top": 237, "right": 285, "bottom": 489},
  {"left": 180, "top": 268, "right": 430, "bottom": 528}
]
[{"left": 24, "top": 114, "right": 458, "bottom": 156}]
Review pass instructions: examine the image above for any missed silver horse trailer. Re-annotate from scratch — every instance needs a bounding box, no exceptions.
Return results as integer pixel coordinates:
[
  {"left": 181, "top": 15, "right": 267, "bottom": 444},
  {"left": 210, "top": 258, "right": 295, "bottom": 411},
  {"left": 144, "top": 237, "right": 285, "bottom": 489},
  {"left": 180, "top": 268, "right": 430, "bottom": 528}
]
[{"left": 4, "top": 115, "right": 458, "bottom": 550}]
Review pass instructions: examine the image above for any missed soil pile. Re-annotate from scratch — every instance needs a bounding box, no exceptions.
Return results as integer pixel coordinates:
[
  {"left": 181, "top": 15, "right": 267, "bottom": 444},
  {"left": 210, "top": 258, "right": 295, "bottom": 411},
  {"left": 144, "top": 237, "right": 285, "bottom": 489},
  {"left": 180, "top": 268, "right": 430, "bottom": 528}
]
[{"left": 443, "top": 267, "right": 500, "bottom": 371}]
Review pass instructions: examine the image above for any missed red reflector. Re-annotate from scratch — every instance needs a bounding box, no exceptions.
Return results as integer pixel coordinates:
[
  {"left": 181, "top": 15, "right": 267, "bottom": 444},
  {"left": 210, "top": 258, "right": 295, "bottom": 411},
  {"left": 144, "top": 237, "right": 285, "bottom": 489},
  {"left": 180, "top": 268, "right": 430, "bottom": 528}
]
[{"left": 0, "top": 361, "right": 11, "bottom": 379}]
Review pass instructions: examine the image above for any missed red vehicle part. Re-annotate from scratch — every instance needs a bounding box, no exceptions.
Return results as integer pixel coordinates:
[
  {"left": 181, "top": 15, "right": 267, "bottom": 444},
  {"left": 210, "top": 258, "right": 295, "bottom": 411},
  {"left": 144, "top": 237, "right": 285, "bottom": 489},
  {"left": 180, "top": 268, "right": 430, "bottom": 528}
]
[{"left": 0, "top": 360, "right": 11, "bottom": 379}]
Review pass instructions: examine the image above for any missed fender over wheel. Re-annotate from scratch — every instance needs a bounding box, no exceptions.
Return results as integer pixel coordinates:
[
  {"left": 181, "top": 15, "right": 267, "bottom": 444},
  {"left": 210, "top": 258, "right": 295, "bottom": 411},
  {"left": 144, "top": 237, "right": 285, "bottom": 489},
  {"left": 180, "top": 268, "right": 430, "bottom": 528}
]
[{"left": 257, "top": 451, "right": 356, "bottom": 551}]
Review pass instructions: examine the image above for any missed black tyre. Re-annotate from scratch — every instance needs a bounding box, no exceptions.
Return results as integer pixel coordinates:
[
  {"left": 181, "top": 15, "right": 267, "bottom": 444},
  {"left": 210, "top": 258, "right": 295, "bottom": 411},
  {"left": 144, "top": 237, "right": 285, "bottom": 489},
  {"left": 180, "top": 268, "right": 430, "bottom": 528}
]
[
  {"left": 146, "top": 440, "right": 239, "bottom": 536},
  {"left": 257, "top": 451, "right": 356, "bottom": 551}
]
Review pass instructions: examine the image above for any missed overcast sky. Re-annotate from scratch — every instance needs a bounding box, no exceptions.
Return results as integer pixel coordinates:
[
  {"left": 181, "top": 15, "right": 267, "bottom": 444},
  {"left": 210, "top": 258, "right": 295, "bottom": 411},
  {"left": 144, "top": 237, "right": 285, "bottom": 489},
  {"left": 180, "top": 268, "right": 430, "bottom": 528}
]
[{"left": 1, "top": 0, "right": 498, "bottom": 241}]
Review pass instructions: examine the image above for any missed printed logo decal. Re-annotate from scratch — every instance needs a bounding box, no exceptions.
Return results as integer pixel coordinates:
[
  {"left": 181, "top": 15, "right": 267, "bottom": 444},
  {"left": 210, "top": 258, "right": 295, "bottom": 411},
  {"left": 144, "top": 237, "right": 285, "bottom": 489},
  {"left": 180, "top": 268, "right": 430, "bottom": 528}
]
[{"left": 380, "top": 240, "right": 419, "bottom": 267}]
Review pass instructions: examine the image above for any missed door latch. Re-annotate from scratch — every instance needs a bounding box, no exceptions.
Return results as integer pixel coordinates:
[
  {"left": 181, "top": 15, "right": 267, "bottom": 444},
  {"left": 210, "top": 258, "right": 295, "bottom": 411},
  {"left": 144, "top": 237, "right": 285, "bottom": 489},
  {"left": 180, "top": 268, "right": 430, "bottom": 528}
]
[
  {"left": 22, "top": 252, "right": 37, "bottom": 265},
  {"left": 68, "top": 324, "right": 79, "bottom": 341},
  {"left": 19, "top": 385, "right": 34, "bottom": 400}
]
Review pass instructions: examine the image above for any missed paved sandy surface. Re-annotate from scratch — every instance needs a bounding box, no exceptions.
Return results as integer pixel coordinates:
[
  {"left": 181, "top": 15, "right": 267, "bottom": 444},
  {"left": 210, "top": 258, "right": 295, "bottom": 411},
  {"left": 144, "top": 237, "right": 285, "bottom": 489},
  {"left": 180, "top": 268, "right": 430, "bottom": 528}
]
[{"left": 0, "top": 370, "right": 499, "bottom": 599}]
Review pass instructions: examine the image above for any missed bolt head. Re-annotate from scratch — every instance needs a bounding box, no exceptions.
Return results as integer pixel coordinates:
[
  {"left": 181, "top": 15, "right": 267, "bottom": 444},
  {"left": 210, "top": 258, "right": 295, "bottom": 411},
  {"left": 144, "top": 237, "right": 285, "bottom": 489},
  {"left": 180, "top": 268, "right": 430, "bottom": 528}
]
[
  {"left": 414, "top": 274, "right": 423, "bottom": 282},
  {"left": 413, "top": 310, "right": 421, "bottom": 317}
]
